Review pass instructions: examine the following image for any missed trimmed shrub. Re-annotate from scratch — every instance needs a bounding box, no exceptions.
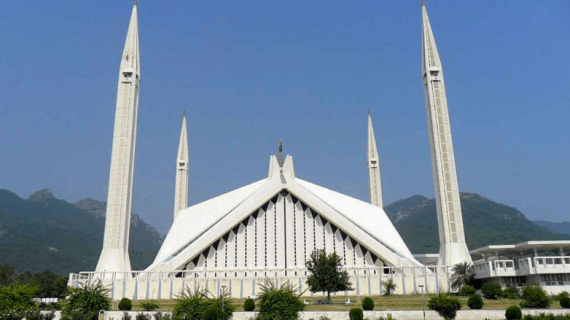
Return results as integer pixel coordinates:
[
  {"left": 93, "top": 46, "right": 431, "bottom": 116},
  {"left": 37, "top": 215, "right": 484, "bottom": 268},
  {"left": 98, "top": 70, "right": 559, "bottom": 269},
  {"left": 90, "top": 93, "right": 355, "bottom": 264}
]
[
  {"left": 560, "top": 296, "right": 570, "bottom": 309},
  {"left": 520, "top": 286, "right": 551, "bottom": 309},
  {"left": 349, "top": 308, "right": 363, "bottom": 320},
  {"left": 202, "top": 304, "right": 224, "bottom": 320},
  {"left": 122, "top": 312, "right": 132, "bottom": 320},
  {"left": 506, "top": 306, "right": 522, "bottom": 320},
  {"left": 119, "top": 298, "right": 133, "bottom": 311},
  {"left": 482, "top": 282, "right": 503, "bottom": 300},
  {"left": 256, "top": 280, "right": 304, "bottom": 320},
  {"left": 141, "top": 301, "right": 159, "bottom": 311},
  {"left": 459, "top": 285, "right": 476, "bottom": 296},
  {"left": 153, "top": 312, "right": 172, "bottom": 320},
  {"left": 467, "top": 295, "right": 484, "bottom": 309},
  {"left": 504, "top": 287, "right": 520, "bottom": 299},
  {"left": 428, "top": 293, "right": 462, "bottom": 320},
  {"left": 362, "top": 297, "right": 375, "bottom": 311},
  {"left": 244, "top": 298, "right": 255, "bottom": 311}
]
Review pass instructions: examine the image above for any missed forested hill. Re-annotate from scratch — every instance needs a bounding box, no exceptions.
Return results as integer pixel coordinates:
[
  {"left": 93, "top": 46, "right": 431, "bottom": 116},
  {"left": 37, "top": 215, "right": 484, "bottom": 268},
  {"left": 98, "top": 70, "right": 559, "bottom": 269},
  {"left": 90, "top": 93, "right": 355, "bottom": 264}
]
[
  {"left": 384, "top": 192, "right": 569, "bottom": 254},
  {"left": 0, "top": 189, "right": 164, "bottom": 276}
]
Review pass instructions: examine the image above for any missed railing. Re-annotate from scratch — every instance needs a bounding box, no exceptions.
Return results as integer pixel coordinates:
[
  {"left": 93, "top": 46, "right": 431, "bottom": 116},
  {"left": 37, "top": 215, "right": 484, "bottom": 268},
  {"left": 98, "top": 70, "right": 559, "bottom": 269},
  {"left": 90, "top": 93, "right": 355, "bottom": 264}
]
[{"left": 68, "top": 265, "right": 455, "bottom": 299}]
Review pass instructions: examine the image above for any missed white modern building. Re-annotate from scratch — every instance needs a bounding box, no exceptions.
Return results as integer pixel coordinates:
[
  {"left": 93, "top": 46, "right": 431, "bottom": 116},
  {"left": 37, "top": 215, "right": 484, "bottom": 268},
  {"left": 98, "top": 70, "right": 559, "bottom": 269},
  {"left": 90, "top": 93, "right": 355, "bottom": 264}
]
[
  {"left": 470, "top": 241, "right": 570, "bottom": 295},
  {"left": 67, "top": 2, "right": 540, "bottom": 300}
]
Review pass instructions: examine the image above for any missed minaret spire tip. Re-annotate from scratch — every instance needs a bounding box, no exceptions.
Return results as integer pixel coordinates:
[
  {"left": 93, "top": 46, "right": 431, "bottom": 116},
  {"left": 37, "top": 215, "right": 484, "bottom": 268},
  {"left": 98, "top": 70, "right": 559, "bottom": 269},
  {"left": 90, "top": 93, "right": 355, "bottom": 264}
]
[
  {"left": 421, "top": 0, "right": 425, "bottom": 6},
  {"left": 277, "top": 140, "right": 284, "bottom": 167},
  {"left": 367, "top": 109, "right": 371, "bottom": 117},
  {"left": 183, "top": 110, "right": 187, "bottom": 118}
]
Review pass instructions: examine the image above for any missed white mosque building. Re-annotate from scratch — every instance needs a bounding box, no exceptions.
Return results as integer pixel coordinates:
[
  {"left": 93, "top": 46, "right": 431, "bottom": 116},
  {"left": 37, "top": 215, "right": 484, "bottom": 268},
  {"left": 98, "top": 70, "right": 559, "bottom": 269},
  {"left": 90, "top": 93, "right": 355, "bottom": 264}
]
[{"left": 69, "top": 2, "right": 570, "bottom": 299}]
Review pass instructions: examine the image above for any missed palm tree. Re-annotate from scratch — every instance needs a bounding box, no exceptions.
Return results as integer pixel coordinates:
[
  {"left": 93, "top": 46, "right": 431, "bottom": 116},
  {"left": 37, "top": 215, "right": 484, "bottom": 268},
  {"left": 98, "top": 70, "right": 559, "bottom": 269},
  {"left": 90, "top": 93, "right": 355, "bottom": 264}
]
[{"left": 450, "top": 262, "right": 475, "bottom": 291}]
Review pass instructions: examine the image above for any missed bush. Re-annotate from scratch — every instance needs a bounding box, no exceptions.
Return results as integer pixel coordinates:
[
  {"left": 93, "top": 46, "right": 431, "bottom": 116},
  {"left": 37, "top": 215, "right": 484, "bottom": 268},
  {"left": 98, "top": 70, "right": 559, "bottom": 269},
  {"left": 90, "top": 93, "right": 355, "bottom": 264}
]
[
  {"left": 349, "top": 308, "right": 363, "bottom": 320},
  {"left": 256, "top": 280, "right": 304, "bottom": 320},
  {"left": 0, "top": 283, "right": 39, "bottom": 320},
  {"left": 467, "top": 295, "right": 484, "bottom": 309},
  {"left": 61, "top": 282, "right": 110, "bottom": 320},
  {"left": 459, "top": 285, "right": 476, "bottom": 296},
  {"left": 122, "top": 312, "right": 132, "bottom": 320},
  {"left": 482, "top": 282, "right": 503, "bottom": 299},
  {"left": 153, "top": 312, "right": 172, "bottom": 320},
  {"left": 560, "top": 296, "right": 570, "bottom": 309},
  {"left": 202, "top": 304, "right": 225, "bottom": 320},
  {"left": 135, "top": 314, "right": 151, "bottom": 320},
  {"left": 520, "top": 286, "right": 551, "bottom": 309},
  {"left": 244, "top": 298, "right": 255, "bottom": 311},
  {"left": 428, "top": 293, "right": 462, "bottom": 320},
  {"left": 506, "top": 306, "right": 522, "bottom": 320},
  {"left": 141, "top": 301, "right": 160, "bottom": 311},
  {"left": 174, "top": 286, "right": 234, "bottom": 320},
  {"left": 362, "top": 297, "right": 374, "bottom": 310},
  {"left": 504, "top": 287, "right": 520, "bottom": 299},
  {"left": 119, "top": 298, "right": 133, "bottom": 311}
]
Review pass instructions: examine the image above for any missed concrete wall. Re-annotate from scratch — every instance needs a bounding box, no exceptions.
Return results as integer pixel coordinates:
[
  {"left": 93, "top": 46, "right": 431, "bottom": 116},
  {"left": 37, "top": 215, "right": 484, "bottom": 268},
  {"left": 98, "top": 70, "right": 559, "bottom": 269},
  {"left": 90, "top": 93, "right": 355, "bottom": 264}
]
[{"left": 45, "top": 309, "right": 570, "bottom": 320}]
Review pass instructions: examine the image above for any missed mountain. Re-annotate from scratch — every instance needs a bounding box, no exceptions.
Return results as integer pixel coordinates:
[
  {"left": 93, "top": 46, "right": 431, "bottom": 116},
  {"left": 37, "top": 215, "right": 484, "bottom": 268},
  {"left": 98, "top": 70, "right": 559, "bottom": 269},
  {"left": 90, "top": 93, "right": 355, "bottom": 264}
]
[
  {"left": 0, "top": 189, "right": 164, "bottom": 276},
  {"left": 532, "top": 221, "right": 570, "bottom": 237},
  {"left": 384, "top": 193, "right": 569, "bottom": 254}
]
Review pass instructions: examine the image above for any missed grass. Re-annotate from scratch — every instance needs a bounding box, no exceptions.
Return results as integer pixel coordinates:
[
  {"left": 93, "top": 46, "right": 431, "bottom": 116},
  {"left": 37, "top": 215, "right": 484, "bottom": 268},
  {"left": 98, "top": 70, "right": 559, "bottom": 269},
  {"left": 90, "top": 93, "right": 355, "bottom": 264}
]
[{"left": 129, "top": 294, "right": 564, "bottom": 312}]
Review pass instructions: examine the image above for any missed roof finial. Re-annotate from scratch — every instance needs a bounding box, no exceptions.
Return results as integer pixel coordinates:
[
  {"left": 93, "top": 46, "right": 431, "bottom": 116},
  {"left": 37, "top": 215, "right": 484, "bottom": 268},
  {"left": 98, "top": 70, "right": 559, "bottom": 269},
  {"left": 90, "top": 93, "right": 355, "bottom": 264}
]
[
  {"left": 421, "top": 0, "right": 425, "bottom": 7},
  {"left": 134, "top": 0, "right": 137, "bottom": 6},
  {"left": 368, "top": 109, "right": 371, "bottom": 116},
  {"left": 277, "top": 140, "right": 284, "bottom": 167},
  {"left": 183, "top": 110, "right": 187, "bottom": 118}
]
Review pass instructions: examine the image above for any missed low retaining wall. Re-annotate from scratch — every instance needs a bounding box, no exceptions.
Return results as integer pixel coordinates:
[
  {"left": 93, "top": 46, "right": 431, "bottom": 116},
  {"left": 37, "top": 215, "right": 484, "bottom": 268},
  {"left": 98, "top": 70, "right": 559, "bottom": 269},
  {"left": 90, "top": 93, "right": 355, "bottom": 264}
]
[{"left": 48, "top": 309, "right": 570, "bottom": 320}]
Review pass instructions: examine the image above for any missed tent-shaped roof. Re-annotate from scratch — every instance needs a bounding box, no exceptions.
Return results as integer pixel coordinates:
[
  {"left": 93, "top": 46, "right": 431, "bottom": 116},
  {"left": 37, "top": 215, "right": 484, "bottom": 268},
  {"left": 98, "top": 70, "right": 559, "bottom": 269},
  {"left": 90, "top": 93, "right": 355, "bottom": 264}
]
[{"left": 145, "top": 155, "right": 422, "bottom": 272}]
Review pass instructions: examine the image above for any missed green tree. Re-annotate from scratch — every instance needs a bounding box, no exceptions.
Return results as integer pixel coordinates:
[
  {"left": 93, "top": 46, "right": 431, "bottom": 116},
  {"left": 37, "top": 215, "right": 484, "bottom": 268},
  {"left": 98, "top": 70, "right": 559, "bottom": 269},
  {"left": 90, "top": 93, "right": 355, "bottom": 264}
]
[
  {"left": 305, "top": 249, "right": 353, "bottom": 301},
  {"left": 382, "top": 278, "right": 397, "bottom": 296},
  {"left": 0, "top": 283, "right": 39, "bottom": 319},
  {"left": 256, "top": 280, "right": 305, "bottom": 320},
  {"left": 450, "top": 262, "right": 475, "bottom": 291},
  {"left": 0, "top": 263, "right": 17, "bottom": 286}
]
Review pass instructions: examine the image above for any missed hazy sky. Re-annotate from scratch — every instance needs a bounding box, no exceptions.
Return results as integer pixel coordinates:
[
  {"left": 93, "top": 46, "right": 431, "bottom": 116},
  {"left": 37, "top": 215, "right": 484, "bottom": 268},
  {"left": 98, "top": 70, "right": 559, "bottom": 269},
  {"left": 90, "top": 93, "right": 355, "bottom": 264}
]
[{"left": 1, "top": 0, "right": 569, "bottom": 234}]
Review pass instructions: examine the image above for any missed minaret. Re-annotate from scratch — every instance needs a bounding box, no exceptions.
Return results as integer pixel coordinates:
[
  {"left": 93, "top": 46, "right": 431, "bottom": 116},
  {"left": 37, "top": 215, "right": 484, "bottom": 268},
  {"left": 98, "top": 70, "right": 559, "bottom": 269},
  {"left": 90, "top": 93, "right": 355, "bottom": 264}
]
[
  {"left": 96, "top": 2, "right": 140, "bottom": 272},
  {"left": 421, "top": 1, "right": 471, "bottom": 265},
  {"left": 173, "top": 112, "right": 189, "bottom": 220},
  {"left": 367, "top": 111, "right": 383, "bottom": 208}
]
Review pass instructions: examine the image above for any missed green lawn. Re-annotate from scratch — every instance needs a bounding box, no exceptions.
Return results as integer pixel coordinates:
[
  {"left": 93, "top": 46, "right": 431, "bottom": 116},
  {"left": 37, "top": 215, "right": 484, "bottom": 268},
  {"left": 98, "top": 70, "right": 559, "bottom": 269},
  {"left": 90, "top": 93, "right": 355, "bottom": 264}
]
[{"left": 129, "top": 295, "right": 564, "bottom": 312}]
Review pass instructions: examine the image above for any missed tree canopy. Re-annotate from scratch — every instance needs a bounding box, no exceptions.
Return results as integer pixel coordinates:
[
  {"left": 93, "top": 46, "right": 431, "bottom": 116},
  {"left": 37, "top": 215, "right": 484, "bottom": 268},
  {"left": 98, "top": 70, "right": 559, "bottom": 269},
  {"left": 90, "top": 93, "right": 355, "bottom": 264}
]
[{"left": 305, "top": 249, "right": 353, "bottom": 301}]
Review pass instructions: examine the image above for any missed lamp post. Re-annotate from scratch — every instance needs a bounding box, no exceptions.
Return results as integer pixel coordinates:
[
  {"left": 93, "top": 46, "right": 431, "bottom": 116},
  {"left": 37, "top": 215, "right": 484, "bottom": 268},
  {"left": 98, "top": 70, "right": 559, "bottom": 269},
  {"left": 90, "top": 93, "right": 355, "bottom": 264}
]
[
  {"left": 221, "top": 285, "right": 227, "bottom": 312},
  {"left": 418, "top": 284, "right": 426, "bottom": 320}
]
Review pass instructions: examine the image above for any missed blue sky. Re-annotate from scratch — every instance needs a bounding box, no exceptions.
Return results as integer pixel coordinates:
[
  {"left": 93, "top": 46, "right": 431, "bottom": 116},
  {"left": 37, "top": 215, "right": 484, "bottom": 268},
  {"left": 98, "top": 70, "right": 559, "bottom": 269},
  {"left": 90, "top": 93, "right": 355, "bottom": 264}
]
[{"left": 1, "top": 0, "right": 569, "bottom": 235}]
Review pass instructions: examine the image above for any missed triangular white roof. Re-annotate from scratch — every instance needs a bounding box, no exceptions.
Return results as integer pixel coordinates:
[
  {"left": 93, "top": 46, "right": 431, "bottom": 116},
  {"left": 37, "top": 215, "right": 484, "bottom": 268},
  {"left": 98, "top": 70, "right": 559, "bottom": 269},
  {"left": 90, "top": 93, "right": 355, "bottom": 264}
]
[{"left": 146, "top": 155, "right": 422, "bottom": 272}]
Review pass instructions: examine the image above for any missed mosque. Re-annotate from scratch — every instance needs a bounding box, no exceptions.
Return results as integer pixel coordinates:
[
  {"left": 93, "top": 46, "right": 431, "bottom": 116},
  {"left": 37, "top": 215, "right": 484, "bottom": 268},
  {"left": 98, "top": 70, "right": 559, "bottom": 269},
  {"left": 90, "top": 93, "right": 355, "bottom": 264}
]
[{"left": 68, "top": 2, "right": 570, "bottom": 299}]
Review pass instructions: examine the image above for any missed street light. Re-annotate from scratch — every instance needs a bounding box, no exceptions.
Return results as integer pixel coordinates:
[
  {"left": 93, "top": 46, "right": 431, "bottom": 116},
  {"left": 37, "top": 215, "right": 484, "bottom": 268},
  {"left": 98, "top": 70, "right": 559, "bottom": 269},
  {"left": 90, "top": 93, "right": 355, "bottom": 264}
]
[
  {"left": 221, "top": 285, "right": 227, "bottom": 312},
  {"left": 418, "top": 284, "right": 426, "bottom": 320}
]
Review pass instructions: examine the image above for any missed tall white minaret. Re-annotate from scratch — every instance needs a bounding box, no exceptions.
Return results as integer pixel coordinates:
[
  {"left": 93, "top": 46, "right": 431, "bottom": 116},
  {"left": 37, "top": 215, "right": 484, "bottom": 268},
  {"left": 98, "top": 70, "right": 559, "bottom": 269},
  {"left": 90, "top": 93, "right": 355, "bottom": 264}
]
[
  {"left": 96, "top": 2, "right": 140, "bottom": 273},
  {"left": 421, "top": 1, "right": 471, "bottom": 265},
  {"left": 173, "top": 112, "right": 189, "bottom": 220},
  {"left": 367, "top": 111, "right": 383, "bottom": 208}
]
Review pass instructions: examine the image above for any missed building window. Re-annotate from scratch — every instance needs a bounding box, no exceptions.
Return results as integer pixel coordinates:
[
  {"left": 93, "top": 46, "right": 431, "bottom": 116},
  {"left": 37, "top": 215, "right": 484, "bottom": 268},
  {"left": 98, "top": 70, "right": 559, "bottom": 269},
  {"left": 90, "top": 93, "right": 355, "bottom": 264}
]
[
  {"left": 255, "top": 217, "right": 258, "bottom": 267},
  {"left": 323, "top": 225, "right": 326, "bottom": 252},
  {"left": 274, "top": 203, "right": 277, "bottom": 267},
  {"left": 293, "top": 203, "right": 297, "bottom": 266},
  {"left": 343, "top": 241, "right": 347, "bottom": 265},
  {"left": 244, "top": 223, "right": 248, "bottom": 267},
  {"left": 303, "top": 210, "right": 307, "bottom": 264},
  {"left": 224, "top": 242, "right": 228, "bottom": 267},
  {"left": 235, "top": 233, "right": 238, "bottom": 268}
]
